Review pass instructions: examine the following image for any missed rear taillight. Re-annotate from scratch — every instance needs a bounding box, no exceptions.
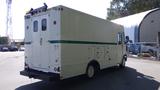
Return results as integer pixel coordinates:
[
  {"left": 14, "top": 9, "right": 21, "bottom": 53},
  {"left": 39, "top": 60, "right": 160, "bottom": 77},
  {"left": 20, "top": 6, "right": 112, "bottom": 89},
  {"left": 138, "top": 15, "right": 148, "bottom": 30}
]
[
  {"left": 57, "top": 67, "right": 60, "bottom": 72},
  {"left": 54, "top": 67, "right": 60, "bottom": 72}
]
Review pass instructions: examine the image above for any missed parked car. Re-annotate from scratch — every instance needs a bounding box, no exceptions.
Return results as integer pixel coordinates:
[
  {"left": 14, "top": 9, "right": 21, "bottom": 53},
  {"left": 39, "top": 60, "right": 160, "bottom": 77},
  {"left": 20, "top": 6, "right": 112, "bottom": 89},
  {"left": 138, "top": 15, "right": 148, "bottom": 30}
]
[
  {"left": 1, "top": 46, "right": 9, "bottom": 52},
  {"left": 140, "top": 43, "right": 157, "bottom": 56},
  {"left": 128, "top": 42, "right": 157, "bottom": 56},
  {"left": 128, "top": 43, "right": 140, "bottom": 55},
  {"left": 8, "top": 45, "right": 18, "bottom": 51},
  {"left": 19, "top": 46, "right": 25, "bottom": 51}
]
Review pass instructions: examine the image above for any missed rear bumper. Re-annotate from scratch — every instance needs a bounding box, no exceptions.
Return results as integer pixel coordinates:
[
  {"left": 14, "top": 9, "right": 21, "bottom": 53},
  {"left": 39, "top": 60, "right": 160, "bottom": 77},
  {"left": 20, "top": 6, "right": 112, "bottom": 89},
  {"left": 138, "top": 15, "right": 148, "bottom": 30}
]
[{"left": 20, "top": 69, "right": 60, "bottom": 81}]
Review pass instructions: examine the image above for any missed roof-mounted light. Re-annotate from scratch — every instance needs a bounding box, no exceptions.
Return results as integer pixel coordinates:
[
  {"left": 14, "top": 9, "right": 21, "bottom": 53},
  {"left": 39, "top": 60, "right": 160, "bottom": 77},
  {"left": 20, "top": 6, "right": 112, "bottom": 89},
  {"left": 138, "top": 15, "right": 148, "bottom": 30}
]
[{"left": 27, "top": 3, "right": 48, "bottom": 15}]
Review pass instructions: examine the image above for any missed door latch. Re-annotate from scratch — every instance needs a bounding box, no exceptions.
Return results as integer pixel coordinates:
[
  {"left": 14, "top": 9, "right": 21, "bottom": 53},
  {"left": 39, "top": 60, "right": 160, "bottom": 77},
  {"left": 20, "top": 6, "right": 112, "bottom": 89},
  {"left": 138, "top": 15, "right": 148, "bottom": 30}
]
[{"left": 40, "top": 38, "right": 42, "bottom": 45}]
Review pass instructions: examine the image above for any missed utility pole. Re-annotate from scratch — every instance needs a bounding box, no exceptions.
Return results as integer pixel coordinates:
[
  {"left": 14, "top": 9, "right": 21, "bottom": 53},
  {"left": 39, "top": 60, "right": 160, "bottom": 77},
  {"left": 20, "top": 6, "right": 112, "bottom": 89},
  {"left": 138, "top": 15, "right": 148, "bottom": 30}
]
[{"left": 6, "top": 0, "right": 12, "bottom": 44}]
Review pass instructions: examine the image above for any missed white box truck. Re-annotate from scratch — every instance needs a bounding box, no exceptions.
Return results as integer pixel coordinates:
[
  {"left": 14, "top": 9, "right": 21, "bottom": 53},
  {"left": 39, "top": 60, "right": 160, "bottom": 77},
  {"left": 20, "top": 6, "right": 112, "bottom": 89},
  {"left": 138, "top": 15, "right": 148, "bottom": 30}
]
[{"left": 20, "top": 5, "right": 127, "bottom": 81}]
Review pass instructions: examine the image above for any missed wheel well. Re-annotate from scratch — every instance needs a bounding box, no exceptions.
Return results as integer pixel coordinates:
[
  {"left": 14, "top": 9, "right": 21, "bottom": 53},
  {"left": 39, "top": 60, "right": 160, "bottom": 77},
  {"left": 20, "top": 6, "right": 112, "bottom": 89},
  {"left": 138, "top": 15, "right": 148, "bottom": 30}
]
[{"left": 87, "top": 60, "right": 100, "bottom": 70}]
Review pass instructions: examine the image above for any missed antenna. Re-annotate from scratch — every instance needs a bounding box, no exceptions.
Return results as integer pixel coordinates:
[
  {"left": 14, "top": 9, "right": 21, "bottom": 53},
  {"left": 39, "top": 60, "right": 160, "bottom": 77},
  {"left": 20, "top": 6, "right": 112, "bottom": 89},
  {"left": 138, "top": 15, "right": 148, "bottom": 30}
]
[{"left": 6, "top": 0, "right": 12, "bottom": 44}]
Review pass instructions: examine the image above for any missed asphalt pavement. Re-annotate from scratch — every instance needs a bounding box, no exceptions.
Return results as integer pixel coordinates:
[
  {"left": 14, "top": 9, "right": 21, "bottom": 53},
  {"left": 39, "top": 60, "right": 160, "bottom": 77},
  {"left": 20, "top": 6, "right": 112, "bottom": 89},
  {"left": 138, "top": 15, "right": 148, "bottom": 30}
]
[{"left": 0, "top": 52, "right": 160, "bottom": 90}]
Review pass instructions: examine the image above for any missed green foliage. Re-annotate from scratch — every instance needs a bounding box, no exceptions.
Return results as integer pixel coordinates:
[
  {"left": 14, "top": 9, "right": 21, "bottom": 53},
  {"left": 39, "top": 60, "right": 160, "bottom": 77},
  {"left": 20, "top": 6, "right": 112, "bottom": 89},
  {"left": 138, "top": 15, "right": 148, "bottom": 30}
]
[
  {"left": 0, "top": 37, "right": 8, "bottom": 44},
  {"left": 107, "top": 0, "right": 160, "bottom": 20}
]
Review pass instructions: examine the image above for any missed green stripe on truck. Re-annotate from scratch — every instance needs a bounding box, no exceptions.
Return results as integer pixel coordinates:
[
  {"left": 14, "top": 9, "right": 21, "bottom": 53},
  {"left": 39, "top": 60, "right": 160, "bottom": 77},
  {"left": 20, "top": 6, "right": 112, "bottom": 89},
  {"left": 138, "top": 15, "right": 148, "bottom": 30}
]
[
  {"left": 24, "top": 42, "right": 32, "bottom": 45},
  {"left": 48, "top": 40, "right": 117, "bottom": 45}
]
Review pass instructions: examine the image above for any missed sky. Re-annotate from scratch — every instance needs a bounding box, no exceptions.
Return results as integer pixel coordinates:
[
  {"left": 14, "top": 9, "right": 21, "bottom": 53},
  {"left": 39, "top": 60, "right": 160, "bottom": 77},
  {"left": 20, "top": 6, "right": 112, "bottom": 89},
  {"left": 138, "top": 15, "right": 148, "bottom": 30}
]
[{"left": 0, "top": 0, "right": 112, "bottom": 39}]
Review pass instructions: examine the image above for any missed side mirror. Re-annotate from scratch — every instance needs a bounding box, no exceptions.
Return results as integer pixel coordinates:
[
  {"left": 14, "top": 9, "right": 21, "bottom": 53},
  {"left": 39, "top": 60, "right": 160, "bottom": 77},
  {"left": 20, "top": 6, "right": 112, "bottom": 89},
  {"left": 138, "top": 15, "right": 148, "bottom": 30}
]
[
  {"left": 129, "top": 40, "right": 133, "bottom": 43},
  {"left": 125, "top": 36, "right": 130, "bottom": 44}
]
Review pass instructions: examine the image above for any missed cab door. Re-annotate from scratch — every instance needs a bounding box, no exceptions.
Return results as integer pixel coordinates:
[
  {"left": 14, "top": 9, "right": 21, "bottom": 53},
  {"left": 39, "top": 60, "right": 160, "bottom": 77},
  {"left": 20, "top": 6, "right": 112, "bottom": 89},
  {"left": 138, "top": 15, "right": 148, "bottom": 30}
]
[{"left": 116, "top": 32, "right": 125, "bottom": 63}]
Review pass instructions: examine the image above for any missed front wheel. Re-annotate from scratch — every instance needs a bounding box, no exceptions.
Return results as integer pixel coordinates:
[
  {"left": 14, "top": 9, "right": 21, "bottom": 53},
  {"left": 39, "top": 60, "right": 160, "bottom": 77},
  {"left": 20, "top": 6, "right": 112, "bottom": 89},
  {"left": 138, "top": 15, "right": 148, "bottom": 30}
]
[
  {"left": 119, "top": 57, "right": 126, "bottom": 68},
  {"left": 86, "top": 65, "right": 96, "bottom": 78}
]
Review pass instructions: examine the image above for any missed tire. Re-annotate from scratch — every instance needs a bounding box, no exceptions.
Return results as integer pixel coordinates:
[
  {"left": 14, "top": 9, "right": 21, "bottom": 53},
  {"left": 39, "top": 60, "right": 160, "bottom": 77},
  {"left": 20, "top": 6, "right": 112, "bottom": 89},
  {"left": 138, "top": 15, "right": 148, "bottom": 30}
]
[
  {"left": 119, "top": 58, "right": 126, "bottom": 68},
  {"left": 86, "top": 64, "right": 96, "bottom": 78},
  {"left": 148, "top": 49, "right": 154, "bottom": 56}
]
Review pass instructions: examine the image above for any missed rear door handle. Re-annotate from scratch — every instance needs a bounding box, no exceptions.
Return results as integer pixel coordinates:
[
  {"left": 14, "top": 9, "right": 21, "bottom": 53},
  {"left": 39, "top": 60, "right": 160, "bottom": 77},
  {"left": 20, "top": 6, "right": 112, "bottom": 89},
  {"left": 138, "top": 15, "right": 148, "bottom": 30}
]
[{"left": 40, "top": 38, "right": 42, "bottom": 46}]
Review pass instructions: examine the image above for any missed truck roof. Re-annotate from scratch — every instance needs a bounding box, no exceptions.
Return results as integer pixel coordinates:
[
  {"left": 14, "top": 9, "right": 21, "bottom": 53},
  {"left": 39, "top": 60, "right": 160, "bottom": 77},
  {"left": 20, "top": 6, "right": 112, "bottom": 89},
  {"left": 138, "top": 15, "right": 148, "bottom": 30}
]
[{"left": 25, "top": 5, "right": 123, "bottom": 28}]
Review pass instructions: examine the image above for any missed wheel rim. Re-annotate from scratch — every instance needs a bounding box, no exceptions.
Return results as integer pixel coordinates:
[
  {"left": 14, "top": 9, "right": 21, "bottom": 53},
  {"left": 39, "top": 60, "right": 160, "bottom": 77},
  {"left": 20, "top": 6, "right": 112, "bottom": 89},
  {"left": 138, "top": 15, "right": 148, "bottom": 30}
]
[{"left": 87, "top": 65, "right": 94, "bottom": 78}]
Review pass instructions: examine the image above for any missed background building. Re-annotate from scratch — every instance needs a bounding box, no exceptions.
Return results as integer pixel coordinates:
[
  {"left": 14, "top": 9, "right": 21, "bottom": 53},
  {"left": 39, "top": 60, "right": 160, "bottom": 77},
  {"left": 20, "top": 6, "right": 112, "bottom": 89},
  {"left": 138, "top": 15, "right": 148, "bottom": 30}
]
[
  {"left": 112, "top": 9, "right": 160, "bottom": 57},
  {"left": 112, "top": 8, "right": 160, "bottom": 43}
]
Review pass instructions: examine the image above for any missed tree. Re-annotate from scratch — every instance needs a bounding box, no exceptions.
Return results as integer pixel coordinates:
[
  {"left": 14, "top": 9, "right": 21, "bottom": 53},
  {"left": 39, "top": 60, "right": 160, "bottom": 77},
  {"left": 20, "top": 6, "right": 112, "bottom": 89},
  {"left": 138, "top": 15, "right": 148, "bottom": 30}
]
[
  {"left": 0, "top": 37, "right": 8, "bottom": 44},
  {"left": 107, "top": 0, "right": 160, "bottom": 20}
]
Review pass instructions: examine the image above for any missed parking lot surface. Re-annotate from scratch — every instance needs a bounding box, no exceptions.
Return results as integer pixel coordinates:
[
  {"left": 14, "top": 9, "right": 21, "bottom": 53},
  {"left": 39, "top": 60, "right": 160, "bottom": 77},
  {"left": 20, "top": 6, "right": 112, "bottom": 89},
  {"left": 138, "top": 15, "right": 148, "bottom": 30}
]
[{"left": 0, "top": 52, "right": 160, "bottom": 90}]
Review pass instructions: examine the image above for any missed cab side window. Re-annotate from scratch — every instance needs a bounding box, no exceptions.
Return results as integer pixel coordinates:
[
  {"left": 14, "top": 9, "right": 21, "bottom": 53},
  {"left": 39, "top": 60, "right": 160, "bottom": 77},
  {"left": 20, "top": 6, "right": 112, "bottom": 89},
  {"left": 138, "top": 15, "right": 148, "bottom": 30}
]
[
  {"left": 42, "top": 19, "right": 47, "bottom": 31},
  {"left": 118, "top": 32, "right": 123, "bottom": 44},
  {"left": 33, "top": 21, "right": 38, "bottom": 32}
]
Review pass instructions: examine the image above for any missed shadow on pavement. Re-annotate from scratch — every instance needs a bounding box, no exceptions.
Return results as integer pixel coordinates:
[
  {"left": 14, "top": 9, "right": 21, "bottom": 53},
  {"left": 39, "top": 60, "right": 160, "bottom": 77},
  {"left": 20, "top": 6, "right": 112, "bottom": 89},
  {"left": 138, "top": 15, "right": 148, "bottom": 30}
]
[{"left": 15, "top": 67, "right": 160, "bottom": 90}]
